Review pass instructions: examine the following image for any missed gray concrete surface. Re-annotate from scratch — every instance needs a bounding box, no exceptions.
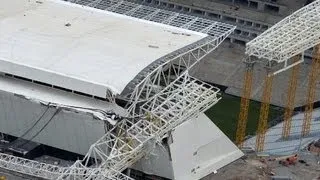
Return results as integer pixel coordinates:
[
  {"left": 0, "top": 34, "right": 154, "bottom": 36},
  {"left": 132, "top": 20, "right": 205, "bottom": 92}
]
[{"left": 0, "top": 168, "right": 42, "bottom": 180}]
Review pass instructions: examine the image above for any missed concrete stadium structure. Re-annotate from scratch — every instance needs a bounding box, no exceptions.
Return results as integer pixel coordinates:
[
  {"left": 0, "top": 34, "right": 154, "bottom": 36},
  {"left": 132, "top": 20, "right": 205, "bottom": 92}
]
[{"left": 0, "top": 0, "right": 243, "bottom": 179}]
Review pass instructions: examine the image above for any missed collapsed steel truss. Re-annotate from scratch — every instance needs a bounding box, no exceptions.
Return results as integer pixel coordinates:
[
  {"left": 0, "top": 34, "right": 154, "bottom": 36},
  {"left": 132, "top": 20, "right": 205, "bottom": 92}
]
[
  {"left": 0, "top": 0, "right": 235, "bottom": 179},
  {"left": 0, "top": 73, "right": 222, "bottom": 180},
  {"left": 245, "top": 0, "right": 320, "bottom": 74},
  {"left": 65, "top": 0, "right": 235, "bottom": 109}
]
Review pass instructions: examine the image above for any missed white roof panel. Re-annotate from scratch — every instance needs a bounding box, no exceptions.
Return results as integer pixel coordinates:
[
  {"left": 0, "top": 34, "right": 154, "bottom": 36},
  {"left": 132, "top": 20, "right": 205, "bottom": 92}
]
[{"left": 0, "top": 0, "right": 206, "bottom": 97}]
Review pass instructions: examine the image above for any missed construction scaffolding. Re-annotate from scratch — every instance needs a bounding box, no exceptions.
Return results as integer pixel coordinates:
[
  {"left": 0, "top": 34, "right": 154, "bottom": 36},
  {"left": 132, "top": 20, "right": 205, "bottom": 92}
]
[
  {"left": 282, "top": 55, "right": 301, "bottom": 139},
  {"left": 241, "top": 0, "right": 320, "bottom": 152},
  {"left": 255, "top": 74, "right": 274, "bottom": 152},
  {"left": 236, "top": 64, "right": 253, "bottom": 147},
  {"left": 302, "top": 44, "right": 320, "bottom": 137}
]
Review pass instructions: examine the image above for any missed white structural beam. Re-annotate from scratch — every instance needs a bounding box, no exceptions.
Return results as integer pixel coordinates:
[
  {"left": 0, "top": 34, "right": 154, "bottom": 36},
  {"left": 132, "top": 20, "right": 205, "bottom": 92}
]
[
  {"left": 60, "top": 73, "right": 221, "bottom": 179},
  {"left": 0, "top": 152, "right": 134, "bottom": 180},
  {"left": 65, "top": 0, "right": 235, "bottom": 106},
  {"left": 246, "top": 0, "right": 320, "bottom": 68},
  {"left": 125, "top": 34, "right": 231, "bottom": 114},
  {"left": 67, "top": 0, "right": 234, "bottom": 38},
  {"left": 0, "top": 73, "right": 221, "bottom": 180}
]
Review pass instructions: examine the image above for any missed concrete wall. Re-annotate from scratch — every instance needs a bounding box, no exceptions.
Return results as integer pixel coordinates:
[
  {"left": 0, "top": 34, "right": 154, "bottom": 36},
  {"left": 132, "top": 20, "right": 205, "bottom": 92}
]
[{"left": 0, "top": 90, "right": 105, "bottom": 155}]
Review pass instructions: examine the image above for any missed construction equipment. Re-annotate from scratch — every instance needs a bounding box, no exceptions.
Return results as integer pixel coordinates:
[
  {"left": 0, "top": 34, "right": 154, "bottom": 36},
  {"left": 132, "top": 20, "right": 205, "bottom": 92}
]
[
  {"left": 279, "top": 154, "right": 298, "bottom": 166},
  {"left": 256, "top": 73, "right": 274, "bottom": 152},
  {"left": 282, "top": 55, "right": 301, "bottom": 139},
  {"left": 302, "top": 44, "right": 320, "bottom": 137},
  {"left": 236, "top": 64, "right": 254, "bottom": 147}
]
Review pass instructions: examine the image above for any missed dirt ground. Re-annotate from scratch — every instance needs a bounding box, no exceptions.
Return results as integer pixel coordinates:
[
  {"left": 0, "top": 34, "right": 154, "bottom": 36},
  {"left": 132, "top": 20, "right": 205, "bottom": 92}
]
[
  {"left": 203, "top": 151, "right": 320, "bottom": 180},
  {"left": 0, "top": 168, "right": 42, "bottom": 180}
]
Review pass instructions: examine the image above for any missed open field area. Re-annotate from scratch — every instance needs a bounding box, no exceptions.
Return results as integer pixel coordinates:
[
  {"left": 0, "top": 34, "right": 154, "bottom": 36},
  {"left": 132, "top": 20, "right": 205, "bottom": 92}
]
[{"left": 205, "top": 93, "right": 284, "bottom": 141}]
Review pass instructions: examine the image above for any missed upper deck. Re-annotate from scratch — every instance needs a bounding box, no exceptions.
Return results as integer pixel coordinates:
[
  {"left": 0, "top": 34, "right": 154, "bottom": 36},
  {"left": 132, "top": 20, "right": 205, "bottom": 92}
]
[{"left": 0, "top": 0, "right": 207, "bottom": 98}]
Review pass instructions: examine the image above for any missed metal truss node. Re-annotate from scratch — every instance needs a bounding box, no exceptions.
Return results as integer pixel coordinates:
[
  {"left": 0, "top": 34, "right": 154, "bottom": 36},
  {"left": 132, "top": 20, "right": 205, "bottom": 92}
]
[
  {"left": 0, "top": 0, "right": 235, "bottom": 179},
  {"left": 246, "top": 0, "right": 320, "bottom": 74}
]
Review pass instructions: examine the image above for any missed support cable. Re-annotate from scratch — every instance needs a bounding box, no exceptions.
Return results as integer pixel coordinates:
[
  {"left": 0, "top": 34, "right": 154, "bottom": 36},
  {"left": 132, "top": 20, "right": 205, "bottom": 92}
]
[
  {"left": 17, "top": 105, "right": 50, "bottom": 139},
  {"left": 17, "top": 108, "right": 61, "bottom": 148}
]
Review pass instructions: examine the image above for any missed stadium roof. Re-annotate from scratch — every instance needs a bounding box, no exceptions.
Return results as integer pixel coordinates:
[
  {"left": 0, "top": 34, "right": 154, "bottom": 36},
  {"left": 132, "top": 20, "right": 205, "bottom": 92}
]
[{"left": 0, "top": 0, "right": 207, "bottom": 98}]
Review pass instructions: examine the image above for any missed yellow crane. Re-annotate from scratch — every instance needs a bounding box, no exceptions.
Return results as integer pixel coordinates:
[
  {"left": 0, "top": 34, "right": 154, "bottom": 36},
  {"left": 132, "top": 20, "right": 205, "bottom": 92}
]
[
  {"left": 282, "top": 55, "right": 301, "bottom": 139},
  {"left": 236, "top": 64, "right": 253, "bottom": 148},
  {"left": 302, "top": 44, "right": 320, "bottom": 137},
  {"left": 256, "top": 73, "right": 274, "bottom": 152}
]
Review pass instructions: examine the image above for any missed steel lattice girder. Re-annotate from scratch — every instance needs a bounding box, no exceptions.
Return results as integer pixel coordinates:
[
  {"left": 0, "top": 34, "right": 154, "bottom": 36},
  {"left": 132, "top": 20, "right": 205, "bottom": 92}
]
[
  {"left": 125, "top": 35, "right": 231, "bottom": 115},
  {"left": 0, "top": 152, "right": 134, "bottom": 180},
  {"left": 65, "top": 0, "right": 235, "bottom": 106},
  {"left": 246, "top": 0, "right": 320, "bottom": 63},
  {"left": 0, "top": 74, "right": 221, "bottom": 180},
  {"left": 67, "top": 0, "right": 234, "bottom": 37},
  {"left": 62, "top": 73, "right": 221, "bottom": 179}
]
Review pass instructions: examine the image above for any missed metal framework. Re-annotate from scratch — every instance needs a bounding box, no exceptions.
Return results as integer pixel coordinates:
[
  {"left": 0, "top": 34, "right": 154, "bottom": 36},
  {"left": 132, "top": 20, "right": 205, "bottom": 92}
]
[
  {"left": 235, "top": 64, "right": 253, "bottom": 147},
  {"left": 0, "top": 0, "right": 235, "bottom": 179},
  {"left": 246, "top": 0, "right": 320, "bottom": 74},
  {"left": 282, "top": 55, "right": 301, "bottom": 139},
  {"left": 302, "top": 44, "right": 320, "bottom": 137},
  {"left": 125, "top": 35, "right": 231, "bottom": 115},
  {"left": 67, "top": 0, "right": 233, "bottom": 37},
  {"left": 256, "top": 74, "right": 274, "bottom": 152},
  {"left": 65, "top": 0, "right": 235, "bottom": 112},
  {"left": 240, "top": 0, "right": 320, "bottom": 153}
]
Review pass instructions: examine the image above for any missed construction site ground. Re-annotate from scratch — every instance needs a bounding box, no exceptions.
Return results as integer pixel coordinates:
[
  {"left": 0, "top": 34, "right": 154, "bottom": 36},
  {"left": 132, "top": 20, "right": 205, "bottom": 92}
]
[
  {"left": 203, "top": 151, "right": 320, "bottom": 180},
  {"left": 0, "top": 168, "right": 42, "bottom": 180}
]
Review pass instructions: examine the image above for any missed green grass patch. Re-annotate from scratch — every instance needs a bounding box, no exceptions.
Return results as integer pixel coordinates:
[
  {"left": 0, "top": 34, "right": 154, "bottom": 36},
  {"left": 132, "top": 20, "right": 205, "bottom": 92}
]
[{"left": 205, "top": 93, "right": 283, "bottom": 141}]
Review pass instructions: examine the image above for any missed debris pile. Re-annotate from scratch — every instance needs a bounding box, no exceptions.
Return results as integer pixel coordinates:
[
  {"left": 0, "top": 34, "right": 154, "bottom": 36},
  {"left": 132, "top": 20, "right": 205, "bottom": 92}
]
[{"left": 308, "top": 139, "right": 320, "bottom": 155}]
